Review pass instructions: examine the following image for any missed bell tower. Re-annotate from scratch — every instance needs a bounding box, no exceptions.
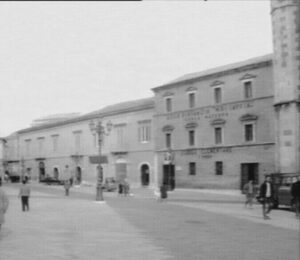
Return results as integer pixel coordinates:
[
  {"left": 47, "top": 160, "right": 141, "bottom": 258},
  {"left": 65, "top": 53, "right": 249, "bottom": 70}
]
[{"left": 271, "top": 0, "right": 300, "bottom": 173}]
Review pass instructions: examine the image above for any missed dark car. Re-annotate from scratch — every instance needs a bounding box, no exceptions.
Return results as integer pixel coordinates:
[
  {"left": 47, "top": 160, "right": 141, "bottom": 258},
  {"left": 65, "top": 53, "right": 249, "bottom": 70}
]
[
  {"left": 40, "top": 176, "right": 64, "bottom": 185},
  {"left": 266, "top": 173, "right": 300, "bottom": 210},
  {"left": 102, "top": 177, "right": 117, "bottom": 192}
]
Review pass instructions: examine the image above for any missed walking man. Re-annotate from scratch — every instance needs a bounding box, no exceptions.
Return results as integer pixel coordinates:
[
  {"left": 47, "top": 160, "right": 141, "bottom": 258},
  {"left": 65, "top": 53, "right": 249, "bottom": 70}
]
[
  {"left": 243, "top": 180, "right": 255, "bottom": 208},
  {"left": 291, "top": 175, "right": 300, "bottom": 218},
  {"left": 0, "top": 186, "right": 9, "bottom": 230},
  {"left": 259, "top": 176, "right": 274, "bottom": 220},
  {"left": 64, "top": 179, "right": 71, "bottom": 196},
  {"left": 18, "top": 179, "right": 31, "bottom": 212}
]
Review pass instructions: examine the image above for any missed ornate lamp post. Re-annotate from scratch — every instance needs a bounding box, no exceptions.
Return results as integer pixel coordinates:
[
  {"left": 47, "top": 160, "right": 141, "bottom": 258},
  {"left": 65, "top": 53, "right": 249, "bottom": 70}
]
[{"left": 89, "top": 119, "right": 113, "bottom": 202}]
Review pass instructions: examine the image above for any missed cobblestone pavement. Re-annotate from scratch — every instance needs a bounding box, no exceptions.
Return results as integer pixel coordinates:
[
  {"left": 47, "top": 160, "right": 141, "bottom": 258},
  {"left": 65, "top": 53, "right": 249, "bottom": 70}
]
[{"left": 0, "top": 186, "right": 171, "bottom": 260}]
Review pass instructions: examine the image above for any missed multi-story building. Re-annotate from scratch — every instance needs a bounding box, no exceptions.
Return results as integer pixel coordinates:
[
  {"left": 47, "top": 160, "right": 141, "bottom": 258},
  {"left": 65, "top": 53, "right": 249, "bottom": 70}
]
[
  {"left": 152, "top": 54, "right": 275, "bottom": 189},
  {"left": 3, "top": 98, "right": 155, "bottom": 188}
]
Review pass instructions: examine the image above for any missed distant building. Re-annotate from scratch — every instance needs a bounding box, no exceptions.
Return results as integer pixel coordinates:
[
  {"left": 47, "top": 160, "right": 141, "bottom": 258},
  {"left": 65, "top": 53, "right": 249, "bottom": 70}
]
[
  {"left": 152, "top": 54, "right": 275, "bottom": 189},
  {"left": 3, "top": 98, "right": 155, "bottom": 187}
]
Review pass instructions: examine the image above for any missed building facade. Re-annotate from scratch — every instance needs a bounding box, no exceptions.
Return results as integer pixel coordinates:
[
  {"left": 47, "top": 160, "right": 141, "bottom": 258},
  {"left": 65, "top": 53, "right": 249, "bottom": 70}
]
[
  {"left": 152, "top": 55, "right": 276, "bottom": 189},
  {"left": 3, "top": 98, "right": 155, "bottom": 188}
]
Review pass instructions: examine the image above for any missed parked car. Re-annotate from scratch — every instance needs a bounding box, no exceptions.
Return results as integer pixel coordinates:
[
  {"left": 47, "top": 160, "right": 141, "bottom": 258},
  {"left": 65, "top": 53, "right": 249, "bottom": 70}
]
[
  {"left": 102, "top": 177, "right": 117, "bottom": 192},
  {"left": 40, "top": 176, "right": 64, "bottom": 185},
  {"left": 266, "top": 173, "right": 300, "bottom": 210},
  {"left": 9, "top": 174, "right": 21, "bottom": 183}
]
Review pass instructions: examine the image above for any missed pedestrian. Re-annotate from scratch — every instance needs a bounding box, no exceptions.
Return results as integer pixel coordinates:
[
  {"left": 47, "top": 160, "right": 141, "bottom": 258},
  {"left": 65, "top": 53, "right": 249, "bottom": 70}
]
[
  {"left": 0, "top": 186, "right": 9, "bottom": 230},
  {"left": 243, "top": 180, "right": 255, "bottom": 208},
  {"left": 118, "top": 181, "right": 123, "bottom": 196},
  {"left": 64, "top": 179, "right": 71, "bottom": 196},
  {"left": 291, "top": 175, "right": 300, "bottom": 218},
  {"left": 160, "top": 184, "right": 168, "bottom": 201},
  {"left": 123, "top": 179, "right": 130, "bottom": 196},
  {"left": 4, "top": 172, "right": 9, "bottom": 183},
  {"left": 18, "top": 179, "right": 31, "bottom": 212},
  {"left": 0, "top": 177, "right": 2, "bottom": 186},
  {"left": 259, "top": 176, "right": 274, "bottom": 220}
]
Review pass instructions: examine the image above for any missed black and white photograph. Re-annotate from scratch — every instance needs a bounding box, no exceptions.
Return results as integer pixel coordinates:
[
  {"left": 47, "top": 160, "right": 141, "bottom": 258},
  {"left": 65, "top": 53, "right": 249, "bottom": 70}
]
[{"left": 0, "top": 0, "right": 299, "bottom": 259}]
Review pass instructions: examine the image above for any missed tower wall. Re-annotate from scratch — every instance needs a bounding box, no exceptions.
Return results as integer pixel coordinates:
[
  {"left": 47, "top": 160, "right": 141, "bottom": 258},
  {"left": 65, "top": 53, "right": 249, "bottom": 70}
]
[{"left": 271, "top": 0, "right": 300, "bottom": 173}]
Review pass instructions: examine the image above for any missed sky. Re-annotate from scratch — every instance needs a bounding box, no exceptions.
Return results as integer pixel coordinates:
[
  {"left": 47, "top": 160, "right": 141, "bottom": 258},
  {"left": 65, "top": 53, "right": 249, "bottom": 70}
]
[{"left": 0, "top": 1, "right": 273, "bottom": 137}]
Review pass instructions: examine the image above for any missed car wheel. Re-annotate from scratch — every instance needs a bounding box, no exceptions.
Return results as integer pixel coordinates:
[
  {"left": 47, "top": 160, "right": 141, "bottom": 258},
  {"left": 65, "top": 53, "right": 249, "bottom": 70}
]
[
  {"left": 291, "top": 200, "right": 296, "bottom": 212},
  {"left": 272, "top": 200, "right": 279, "bottom": 209}
]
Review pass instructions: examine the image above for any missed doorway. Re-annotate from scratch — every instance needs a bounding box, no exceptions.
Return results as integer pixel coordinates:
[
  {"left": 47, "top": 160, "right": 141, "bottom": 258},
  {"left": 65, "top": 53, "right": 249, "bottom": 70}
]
[
  {"left": 141, "top": 164, "right": 150, "bottom": 186},
  {"left": 75, "top": 166, "right": 82, "bottom": 184},
  {"left": 240, "top": 163, "right": 259, "bottom": 190},
  {"left": 163, "top": 164, "right": 175, "bottom": 190},
  {"left": 115, "top": 162, "right": 127, "bottom": 182},
  {"left": 38, "top": 162, "right": 45, "bottom": 181},
  {"left": 53, "top": 167, "right": 59, "bottom": 180}
]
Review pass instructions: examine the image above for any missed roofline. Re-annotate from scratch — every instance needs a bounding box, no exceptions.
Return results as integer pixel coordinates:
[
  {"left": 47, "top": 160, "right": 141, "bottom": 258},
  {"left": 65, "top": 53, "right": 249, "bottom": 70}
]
[
  {"left": 152, "top": 54, "right": 273, "bottom": 92},
  {"left": 16, "top": 100, "right": 154, "bottom": 135}
]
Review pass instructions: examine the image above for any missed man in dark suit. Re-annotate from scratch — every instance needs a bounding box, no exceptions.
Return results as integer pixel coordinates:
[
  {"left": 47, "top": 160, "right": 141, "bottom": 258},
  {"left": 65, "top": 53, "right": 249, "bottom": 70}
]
[
  {"left": 291, "top": 176, "right": 300, "bottom": 218},
  {"left": 259, "top": 176, "right": 274, "bottom": 220}
]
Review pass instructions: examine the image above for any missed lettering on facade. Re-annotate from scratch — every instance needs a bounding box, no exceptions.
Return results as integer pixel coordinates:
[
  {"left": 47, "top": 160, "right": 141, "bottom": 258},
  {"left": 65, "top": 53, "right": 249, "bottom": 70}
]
[
  {"left": 181, "top": 149, "right": 197, "bottom": 155},
  {"left": 200, "top": 147, "right": 232, "bottom": 154},
  {"left": 165, "top": 101, "right": 254, "bottom": 122}
]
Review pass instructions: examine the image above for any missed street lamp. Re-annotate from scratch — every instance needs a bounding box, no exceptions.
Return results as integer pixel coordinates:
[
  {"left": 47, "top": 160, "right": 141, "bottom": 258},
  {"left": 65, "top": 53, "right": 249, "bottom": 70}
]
[{"left": 89, "top": 119, "right": 113, "bottom": 202}]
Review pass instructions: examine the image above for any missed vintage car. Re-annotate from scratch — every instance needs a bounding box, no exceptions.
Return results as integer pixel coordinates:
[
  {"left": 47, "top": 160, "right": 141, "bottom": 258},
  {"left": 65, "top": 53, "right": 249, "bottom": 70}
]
[
  {"left": 101, "top": 177, "right": 117, "bottom": 192},
  {"left": 40, "top": 176, "right": 64, "bottom": 185},
  {"left": 267, "top": 173, "right": 300, "bottom": 210}
]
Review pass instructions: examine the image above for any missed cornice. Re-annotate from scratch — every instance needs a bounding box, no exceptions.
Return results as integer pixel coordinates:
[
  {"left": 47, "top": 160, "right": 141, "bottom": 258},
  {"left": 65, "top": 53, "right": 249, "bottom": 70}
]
[
  {"left": 152, "top": 58, "right": 272, "bottom": 92},
  {"left": 16, "top": 100, "right": 154, "bottom": 135}
]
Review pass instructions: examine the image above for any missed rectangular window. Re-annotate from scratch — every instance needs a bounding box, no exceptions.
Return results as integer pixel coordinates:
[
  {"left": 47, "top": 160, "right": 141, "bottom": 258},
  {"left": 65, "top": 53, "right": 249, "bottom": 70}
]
[
  {"left": 189, "top": 130, "right": 195, "bottom": 146},
  {"left": 244, "top": 81, "right": 253, "bottom": 99},
  {"left": 214, "top": 87, "right": 222, "bottom": 104},
  {"left": 117, "top": 127, "right": 124, "bottom": 146},
  {"left": 166, "top": 98, "right": 172, "bottom": 112},
  {"left": 52, "top": 135, "right": 59, "bottom": 152},
  {"left": 245, "top": 124, "right": 254, "bottom": 142},
  {"left": 214, "top": 127, "right": 222, "bottom": 145},
  {"left": 25, "top": 139, "right": 31, "bottom": 156},
  {"left": 189, "top": 162, "right": 196, "bottom": 175},
  {"left": 37, "top": 137, "right": 45, "bottom": 155},
  {"left": 215, "top": 161, "right": 223, "bottom": 175},
  {"left": 73, "top": 132, "right": 82, "bottom": 152},
  {"left": 138, "top": 124, "right": 151, "bottom": 143},
  {"left": 188, "top": 92, "right": 195, "bottom": 108},
  {"left": 166, "top": 133, "right": 171, "bottom": 148}
]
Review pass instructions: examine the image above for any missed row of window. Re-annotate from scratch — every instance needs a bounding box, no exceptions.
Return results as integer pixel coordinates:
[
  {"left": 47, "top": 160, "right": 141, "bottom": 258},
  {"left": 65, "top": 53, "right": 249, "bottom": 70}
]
[
  {"left": 24, "top": 123, "right": 152, "bottom": 156},
  {"left": 165, "top": 123, "right": 255, "bottom": 148},
  {"left": 189, "top": 161, "right": 223, "bottom": 176},
  {"left": 165, "top": 80, "right": 254, "bottom": 112}
]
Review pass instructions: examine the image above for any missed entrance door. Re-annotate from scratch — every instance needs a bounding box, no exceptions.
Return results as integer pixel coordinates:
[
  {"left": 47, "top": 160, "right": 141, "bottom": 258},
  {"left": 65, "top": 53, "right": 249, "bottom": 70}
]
[
  {"left": 116, "top": 163, "right": 127, "bottom": 182},
  {"left": 39, "top": 162, "right": 45, "bottom": 181},
  {"left": 75, "top": 166, "right": 82, "bottom": 184},
  {"left": 53, "top": 168, "right": 59, "bottom": 180},
  {"left": 163, "top": 164, "right": 175, "bottom": 190},
  {"left": 141, "top": 164, "right": 150, "bottom": 186},
  {"left": 241, "top": 163, "right": 259, "bottom": 190}
]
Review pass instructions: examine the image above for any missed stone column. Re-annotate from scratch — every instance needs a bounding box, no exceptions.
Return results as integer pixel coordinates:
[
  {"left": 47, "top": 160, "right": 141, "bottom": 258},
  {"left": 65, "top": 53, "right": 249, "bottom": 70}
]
[{"left": 271, "top": 0, "right": 300, "bottom": 173}]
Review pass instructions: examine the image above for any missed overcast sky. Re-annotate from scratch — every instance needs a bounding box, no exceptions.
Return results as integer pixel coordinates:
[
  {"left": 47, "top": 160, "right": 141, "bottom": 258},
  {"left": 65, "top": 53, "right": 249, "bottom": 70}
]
[{"left": 0, "top": 1, "right": 273, "bottom": 137}]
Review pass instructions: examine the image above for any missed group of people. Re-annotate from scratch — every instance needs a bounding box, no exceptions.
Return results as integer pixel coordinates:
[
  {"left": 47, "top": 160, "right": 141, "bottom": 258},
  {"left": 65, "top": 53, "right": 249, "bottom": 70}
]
[
  {"left": 243, "top": 175, "right": 300, "bottom": 219},
  {"left": 118, "top": 179, "right": 130, "bottom": 196}
]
